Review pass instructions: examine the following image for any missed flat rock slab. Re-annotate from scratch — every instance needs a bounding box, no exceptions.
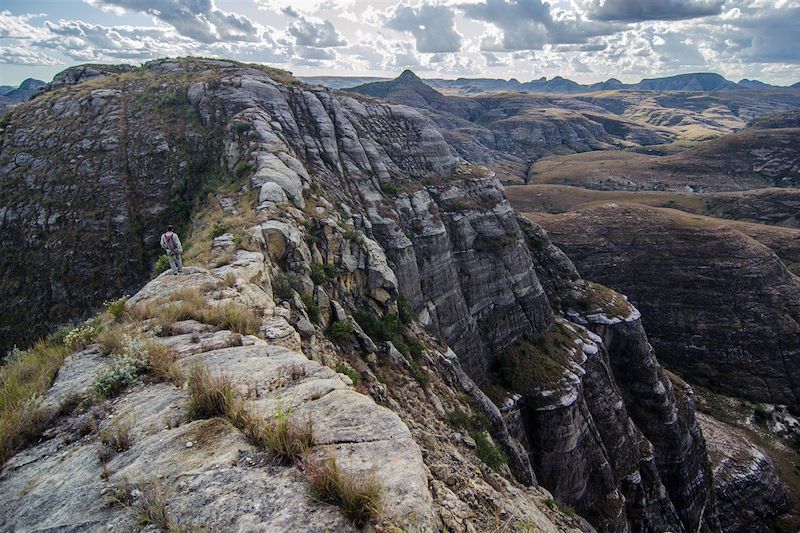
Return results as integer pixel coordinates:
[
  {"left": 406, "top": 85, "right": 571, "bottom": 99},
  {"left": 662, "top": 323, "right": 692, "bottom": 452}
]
[
  {"left": 40, "top": 347, "right": 107, "bottom": 412},
  {"left": 127, "top": 267, "right": 219, "bottom": 307},
  {"left": 0, "top": 437, "right": 136, "bottom": 532},
  {"left": 177, "top": 343, "right": 433, "bottom": 529},
  {"left": 159, "top": 329, "right": 243, "bottom": 357}
]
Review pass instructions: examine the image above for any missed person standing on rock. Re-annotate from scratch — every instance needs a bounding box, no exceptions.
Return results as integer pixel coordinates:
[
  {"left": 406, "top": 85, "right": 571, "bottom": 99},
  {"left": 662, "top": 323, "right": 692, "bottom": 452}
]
[{"left": 160, "top": 225, "right": 183, "bottom": 275}]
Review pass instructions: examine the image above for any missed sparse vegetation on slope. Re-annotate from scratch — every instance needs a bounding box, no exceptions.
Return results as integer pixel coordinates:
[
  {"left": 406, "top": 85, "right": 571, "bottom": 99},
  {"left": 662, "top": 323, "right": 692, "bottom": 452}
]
[
  {"left": 305, "top": 455, "right": 382, "bottom": 527},
  {"left": 0, "top": 339, "right": 70, "bottom": 463}
]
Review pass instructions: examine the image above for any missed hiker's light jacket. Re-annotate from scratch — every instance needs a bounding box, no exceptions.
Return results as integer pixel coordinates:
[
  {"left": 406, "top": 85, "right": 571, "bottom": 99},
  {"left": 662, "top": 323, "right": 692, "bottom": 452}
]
[{"left": 160, "top": 231, "right": 183, "bottom": 254}]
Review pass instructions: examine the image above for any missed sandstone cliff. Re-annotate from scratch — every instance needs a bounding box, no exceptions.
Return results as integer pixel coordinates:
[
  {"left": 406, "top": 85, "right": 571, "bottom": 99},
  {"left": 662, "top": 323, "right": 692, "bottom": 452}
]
[
  {"left": 529, "top": 204, "right": 800, "bottom": 405},
  {"left": 0, "top": 58, "right": 788, "bottom": 532}
]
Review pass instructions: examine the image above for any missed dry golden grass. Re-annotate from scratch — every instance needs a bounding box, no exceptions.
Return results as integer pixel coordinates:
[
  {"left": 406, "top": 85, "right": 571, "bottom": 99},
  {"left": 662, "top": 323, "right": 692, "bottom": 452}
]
[
  {"left": 100, "top": 418, "right": 134, "bottom": 452},
  {"left": 144, "top": 342, "right": 183, "bottom": 385},
  {"left": 130, "top": 288, "right": 262, "bottom": 337},
  {"left": 186, "top": 365, "right": 237, "bottom": 420},
  {"left": 305, "top": 455, "right": 382, "bottom": 527},
  {"left": 96, "top": 325, "right": 129, "bottom": 356},
  {"left": 186, "top": 365, "right": 313, "bottom": 463},
  {"left": 0, "top": 340, "right": 70, "bottom": 464}
]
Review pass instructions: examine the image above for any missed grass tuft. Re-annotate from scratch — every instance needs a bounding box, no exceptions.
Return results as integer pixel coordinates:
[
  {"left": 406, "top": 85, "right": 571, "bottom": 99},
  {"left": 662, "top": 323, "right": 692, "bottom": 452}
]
[
  {"left": 100, "top": 418, "right": 134, "bottom": 452},
  {"left": 186, "top": 365, "right": 236, "bottom": 420},
  {"left": 305, "top": 455, "right": 382, "bottom": 526},
  {"left": 187, "top": 365, "right": 312, "bottom": 463},
  {"left": 130, "top": 289, "right": 262, "bottom": 336}
]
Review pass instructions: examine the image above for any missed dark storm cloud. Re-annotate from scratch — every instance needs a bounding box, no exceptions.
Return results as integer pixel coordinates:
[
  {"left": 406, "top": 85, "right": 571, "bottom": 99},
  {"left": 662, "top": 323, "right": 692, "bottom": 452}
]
[
  {"left": 385, "top": 4, "right": 462, "bottom": 53},
  {"left": 585, "top": 0, "right": 723, "bottom": 22}
]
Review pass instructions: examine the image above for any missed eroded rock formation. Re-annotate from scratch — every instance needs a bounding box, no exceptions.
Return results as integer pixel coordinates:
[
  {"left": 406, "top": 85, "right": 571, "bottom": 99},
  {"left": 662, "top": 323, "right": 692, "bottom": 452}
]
[{"left": 0, "top": 58, "right": 790, "bottom": 532}]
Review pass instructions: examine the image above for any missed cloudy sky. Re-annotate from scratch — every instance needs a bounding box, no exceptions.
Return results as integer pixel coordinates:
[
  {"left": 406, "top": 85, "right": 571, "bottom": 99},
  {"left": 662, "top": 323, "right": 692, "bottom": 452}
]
[{"left": 1, "top": 0, "right": 799, "bottom": 86}]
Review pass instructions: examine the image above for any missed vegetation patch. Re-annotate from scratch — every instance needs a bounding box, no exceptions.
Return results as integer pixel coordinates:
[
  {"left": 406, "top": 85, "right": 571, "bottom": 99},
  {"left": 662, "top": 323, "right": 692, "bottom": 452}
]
[
  {"left": 100, "top": 418, "right": 134, "bottom": 452},
  {"left": 0, "top": 339, "right": 71, "bottom": 464},
  {"left": 353, "top": 310, "right": 403, "bottom": 343},
  {"left": 490, "top": 323, "right": 577, "bottom": 394},
  {"left": 104, "top": 296, "right": 130, "bottom": 320},
  {"left": 447, "top": 407, "right": 506, "bottom": 471},
  {"left": 64, "top": 320, "right": 101, "bottom": 350},
  {"left": 576, "top": 282, "right": 632, "bottom": 317},
  {"left": 305, "top": 455, "right": 382, "bottom": 527},
  {"left": 334, "top": 363, "right": 361, "bottom": 386},
  {"left": 329, "top": 320, "right": 354, "bottom": 340},
  {"left": 130, "top": 289, "right": 261, "bottom": 336},
  {"left": 301, "top": 294, "right": 321, "bottom": 323},
  {"left": 380, "top": 182, "right": 398, "bottom": 196},
  {"left": 310, "top": 263, "right": 338, "bottom": 286},
  {"left": 186, "top": 365, "right": 313, "bottom": 463},
  {"left": 473, "top": 431, "right": 508, "bottom": 472},
  {"left": 272, "top": 273, "right": 303, "bottom": 301}
]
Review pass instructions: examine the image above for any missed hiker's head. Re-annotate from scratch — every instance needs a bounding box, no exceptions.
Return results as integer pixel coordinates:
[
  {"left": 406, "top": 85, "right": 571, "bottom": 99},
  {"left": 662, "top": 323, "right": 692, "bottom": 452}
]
[{"left": 167, "top": 225, "right": 174, "bottom": 232}]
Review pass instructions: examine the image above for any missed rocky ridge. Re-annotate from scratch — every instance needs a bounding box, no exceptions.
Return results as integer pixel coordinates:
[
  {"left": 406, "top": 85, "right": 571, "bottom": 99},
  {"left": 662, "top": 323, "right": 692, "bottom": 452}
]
[
  {"left": 528, "top": 203, "right": 800, "bottom": 405},
  {"left": 0, "top": 58, "right": 790, "bottom": 531}
]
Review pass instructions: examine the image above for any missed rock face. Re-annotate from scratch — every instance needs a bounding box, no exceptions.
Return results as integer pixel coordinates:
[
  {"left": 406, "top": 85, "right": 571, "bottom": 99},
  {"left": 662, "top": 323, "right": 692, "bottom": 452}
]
[
  {"left": 530, "top": 204, "right": 800, "bottom": 404},
  {"left": 0, "top": 68, "right": 221, "bottom": 352},
  {"left": 0, "top": 263, "right": 433, "bottom": 532},
  {"left": 697, "top": 413, "right": 789, "bottom": 532},
  {"left": 0, "top": 57, "right": 789, "bottom": 532}
]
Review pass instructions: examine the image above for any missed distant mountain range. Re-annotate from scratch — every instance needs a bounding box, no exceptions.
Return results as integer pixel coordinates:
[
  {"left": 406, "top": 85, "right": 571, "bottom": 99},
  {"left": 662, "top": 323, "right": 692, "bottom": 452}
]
[
  {"left": 0, "top": 78, "right": 46, "bottom": 105},
  {"left": 301, "top": 71, "right": 799, "bottom": 95}
]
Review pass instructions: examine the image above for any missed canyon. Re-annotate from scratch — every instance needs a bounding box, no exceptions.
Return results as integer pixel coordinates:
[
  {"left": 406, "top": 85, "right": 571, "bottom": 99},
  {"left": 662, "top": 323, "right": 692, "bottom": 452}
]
[{"left": 0, "top": 59, "right": 797, "bottom": 531}]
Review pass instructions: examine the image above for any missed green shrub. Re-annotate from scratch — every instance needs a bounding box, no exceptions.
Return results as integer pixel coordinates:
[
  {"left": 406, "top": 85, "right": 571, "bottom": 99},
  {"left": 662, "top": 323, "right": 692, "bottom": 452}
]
[
  {"left": 272, "top": 273, "right": 302, "bottom": 301},
  {"left": 210, "top": 221, "right": 228, "bottom": 239},
  {"left": 473, "top": 432, "right": 507, "bottom": 472},
  {"left": 754, "top": 406, "right": 771, "bottom": 424},
  {"left": 232, "top": 122, "right": 250, "bottom": 135},
  {"left": 104, "top": 296, "right": 129, "bottom": 320},
  {"left": 380, "top": 182, "right": 398, "bottom": 196},
  {"left": 329, "top": 321, "right": 354, "bottom": 340},
  {"left": 353, "top": 310, "right": 402, "bottom": 343},
  {"left": 342, "top": 227, "right": 360, "bottom": 240},
  {"left": 310, "top": 263, "right": 338, "bottom": 285},
  {"left": 334, "top": 363, "right": 361, "bottom": 385},
  {"left": 234, "top": 161, "right": 255, "bottom": 179},
  {"left": 397, "top": 297, "right": 414, "bottom": 325},
  {"left": 301, "top": 294, "right": 321, "bottom": 323},
  {"left": 408, "top": 339, "right": 424, "bottom": 360},
  {"left": 93, "top": 355, "right": 148, "bottom": 399},
  {"left": 409, "top": 360, "right": 429, "bottom": 387},
  {"left": 154, "top": 255, "right": 171, "bottom": 276}
]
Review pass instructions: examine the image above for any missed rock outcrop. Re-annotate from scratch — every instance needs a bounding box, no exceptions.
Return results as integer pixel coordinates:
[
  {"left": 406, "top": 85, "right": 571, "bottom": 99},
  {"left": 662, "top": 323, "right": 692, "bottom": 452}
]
[
  {"left": 1, "top": 57, "right": 790, "bottom": 532},
  {"left": 697, "top": 413, "right": 789, "bottom": 532},
  {"left": 529, "top": 203, "right": 800, "bottom": 404}
]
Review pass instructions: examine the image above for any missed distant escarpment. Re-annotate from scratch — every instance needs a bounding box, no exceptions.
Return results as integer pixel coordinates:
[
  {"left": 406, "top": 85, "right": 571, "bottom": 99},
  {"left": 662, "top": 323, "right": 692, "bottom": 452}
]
[
  {"left": 530, "top": 203, "right": 800, "bottom": 405},
  {"left": 349, "top": 71, "right": 674, "bottom": 184},
  {"left": 524, "top": 121, "right": 800, "bottom": 192},
  {"left": 0, "top": 58, "right": 789, "bottom": 532}
]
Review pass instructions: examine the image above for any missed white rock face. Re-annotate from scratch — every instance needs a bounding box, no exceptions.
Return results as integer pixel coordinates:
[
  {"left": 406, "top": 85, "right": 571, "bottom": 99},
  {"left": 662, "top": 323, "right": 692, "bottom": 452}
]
[{"left": 1, "top": 264, "right": 435, "bottom": 532}]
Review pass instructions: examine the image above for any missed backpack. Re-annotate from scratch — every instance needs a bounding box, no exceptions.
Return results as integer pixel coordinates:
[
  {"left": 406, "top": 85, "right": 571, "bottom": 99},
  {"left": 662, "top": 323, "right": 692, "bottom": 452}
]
[{"left": 164, "top": 233, "right": 178, "bottom": 252}]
